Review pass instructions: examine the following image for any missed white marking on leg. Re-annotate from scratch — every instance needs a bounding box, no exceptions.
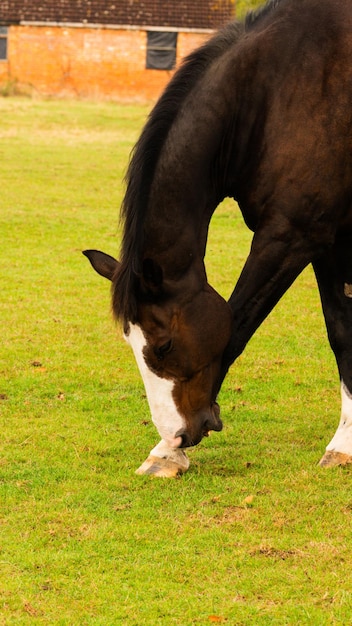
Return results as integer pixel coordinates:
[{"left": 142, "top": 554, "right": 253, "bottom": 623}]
[
  {"left": 344, "top": 283, "right": 352, "bottom": 298},
  {"left": 326, "top": 381, "right": 352, "bottom": 456},
  {"left": 150, "top": 440, "right": 190, "bottom": 471},
  {"left": 124, "top": 323, "right": 186, "bottom": 449}
]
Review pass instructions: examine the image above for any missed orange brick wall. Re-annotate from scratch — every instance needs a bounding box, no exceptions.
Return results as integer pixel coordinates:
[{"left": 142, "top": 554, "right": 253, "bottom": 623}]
[{"left": 1, "top": 25, "right": 211, "bottom": 101}]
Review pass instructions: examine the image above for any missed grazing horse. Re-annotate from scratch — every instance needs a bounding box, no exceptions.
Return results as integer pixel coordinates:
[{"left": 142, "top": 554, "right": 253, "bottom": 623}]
[{"left": 84, "top": 0, "right": 352, "bottom": 476}]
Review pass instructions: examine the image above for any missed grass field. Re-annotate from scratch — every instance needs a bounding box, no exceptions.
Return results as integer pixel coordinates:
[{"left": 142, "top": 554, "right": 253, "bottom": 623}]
[{"left": 1, "top": 97, "right": 352, "bottom": 625}]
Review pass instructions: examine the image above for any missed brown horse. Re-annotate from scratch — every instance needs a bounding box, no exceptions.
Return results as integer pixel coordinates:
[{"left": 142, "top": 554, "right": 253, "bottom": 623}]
[{"left": 85, "top": 0, "right": 352, "bottom": 476}]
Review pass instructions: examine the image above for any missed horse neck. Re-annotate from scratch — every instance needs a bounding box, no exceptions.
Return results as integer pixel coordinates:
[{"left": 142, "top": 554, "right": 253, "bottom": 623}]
[
  {"left": 144, "top": 101, "right": 237, "bottom": 276},
  {"left": 143, "top": 169, "right": 215, "bottom": 285},
  {"left": 141, "top": 42, "right": 263, "bottom": 283}
]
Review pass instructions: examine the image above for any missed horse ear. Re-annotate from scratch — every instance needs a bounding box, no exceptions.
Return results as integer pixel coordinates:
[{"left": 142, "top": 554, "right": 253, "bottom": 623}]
[
  {"left": 142, "top": 258, "right": 163, "bottom": 290},
  {"left": 83, "top": 249, "right": 120, "bottom": 281}
]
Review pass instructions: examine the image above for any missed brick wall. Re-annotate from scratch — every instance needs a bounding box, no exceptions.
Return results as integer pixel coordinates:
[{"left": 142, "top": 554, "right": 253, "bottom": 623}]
[
  {"left": 1, "top": 25, "right": 211, "bottom": 101},
  {"left": 0, "top": 1, "right": 235, "bottom": 100}
]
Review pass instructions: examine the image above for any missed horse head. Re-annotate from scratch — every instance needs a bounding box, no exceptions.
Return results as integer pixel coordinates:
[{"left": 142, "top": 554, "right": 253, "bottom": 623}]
[{"left": 84, "top": 249, "right": 232, "bottom": 451}]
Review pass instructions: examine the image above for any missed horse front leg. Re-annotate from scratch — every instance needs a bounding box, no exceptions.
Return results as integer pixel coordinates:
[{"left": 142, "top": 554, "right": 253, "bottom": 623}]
[
  {"left": 313, "top": 242, "right": 352, "bottom": 467},
  {"left": 220, "top": 224, "right": 315, "bottom": 378}
]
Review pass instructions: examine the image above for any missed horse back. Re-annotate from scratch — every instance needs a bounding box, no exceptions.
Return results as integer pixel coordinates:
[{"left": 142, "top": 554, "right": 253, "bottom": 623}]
[{"left": 235, "top": 0, "right": 352, "bottom": 235}]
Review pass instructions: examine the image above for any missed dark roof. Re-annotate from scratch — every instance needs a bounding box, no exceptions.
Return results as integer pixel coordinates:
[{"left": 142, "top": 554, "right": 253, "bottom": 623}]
[{"left": 0, "top": 1, "right": 235, "bottom": 30}]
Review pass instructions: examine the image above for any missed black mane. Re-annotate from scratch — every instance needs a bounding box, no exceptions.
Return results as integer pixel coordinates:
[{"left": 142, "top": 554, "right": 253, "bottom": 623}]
[{"left": 113, "top": 0, "right": 285, "bottom": 323}]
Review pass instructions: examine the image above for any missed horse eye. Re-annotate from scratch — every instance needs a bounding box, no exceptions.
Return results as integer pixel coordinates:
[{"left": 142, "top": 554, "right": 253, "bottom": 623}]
[{"left": 155, "top": 340, "right": 172, "bottom": 360}]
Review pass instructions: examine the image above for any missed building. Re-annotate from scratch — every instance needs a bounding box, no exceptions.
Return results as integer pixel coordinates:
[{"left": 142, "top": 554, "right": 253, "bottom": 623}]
[{"left": 0, "top": 1, "right": 235, "bottom": 101}]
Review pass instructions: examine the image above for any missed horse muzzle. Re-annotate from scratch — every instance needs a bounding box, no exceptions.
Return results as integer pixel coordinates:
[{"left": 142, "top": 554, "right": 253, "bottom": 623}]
[{"left": 177, "top": 402, "right": 223, "bottom": 448}]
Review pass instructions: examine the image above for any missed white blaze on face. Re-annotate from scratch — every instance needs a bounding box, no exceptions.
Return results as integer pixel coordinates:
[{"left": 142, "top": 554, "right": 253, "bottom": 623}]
[
  {"left": 326, "top": 381, "right": 352, "bottom": 455},
  {"left": 124, "top": 323, "right": 186, "bottom": 449}
]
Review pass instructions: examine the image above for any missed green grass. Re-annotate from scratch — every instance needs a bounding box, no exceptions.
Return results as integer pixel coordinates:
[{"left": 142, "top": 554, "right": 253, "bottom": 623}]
[{"left": 1, "top": 97, "right": 352, "bottom": 625}]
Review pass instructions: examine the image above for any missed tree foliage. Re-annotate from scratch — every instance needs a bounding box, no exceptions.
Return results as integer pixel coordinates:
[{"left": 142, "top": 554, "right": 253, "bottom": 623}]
[{"left": 236, "top": 0, "right": 265, "bottom": 20}]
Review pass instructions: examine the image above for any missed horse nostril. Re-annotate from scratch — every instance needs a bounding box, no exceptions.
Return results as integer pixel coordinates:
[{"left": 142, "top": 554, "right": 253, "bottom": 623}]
[
  {"left": 212, "top": 401, "right": 220, "bottom": 420},
  {"left": 205, "top": 403, "right": 223, "bottom": 433},
  {"left": 180, "top": 432, "right": 191, "bottom": 448},
  {"left": 175, "top": 430, "right": 192, "bottom": 448}
]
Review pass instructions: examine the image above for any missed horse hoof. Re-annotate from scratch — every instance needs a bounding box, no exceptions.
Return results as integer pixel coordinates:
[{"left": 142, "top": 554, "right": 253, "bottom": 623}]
[
  {"left": 319, "top": 450, "right": 352, "bottom": 467},
  {"left": 135, "top": 455, "right": 188, "bottom": 478}
]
